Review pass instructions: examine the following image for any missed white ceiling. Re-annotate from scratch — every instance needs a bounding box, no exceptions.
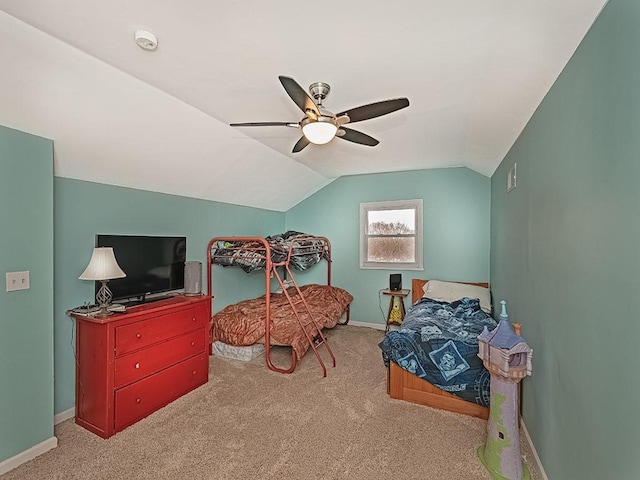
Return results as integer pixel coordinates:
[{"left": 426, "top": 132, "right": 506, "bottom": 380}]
[{"left": 0, "top": 1, "right": 606, "bottom": 211}]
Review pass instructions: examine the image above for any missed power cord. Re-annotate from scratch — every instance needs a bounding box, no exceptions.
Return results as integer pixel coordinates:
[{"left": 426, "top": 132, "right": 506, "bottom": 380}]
[
  {"left": 378, "top": 288, "right": 387, "bottom": 323},
  {"left": 70, "top": 316, "right": 85, "bottom": 416}
]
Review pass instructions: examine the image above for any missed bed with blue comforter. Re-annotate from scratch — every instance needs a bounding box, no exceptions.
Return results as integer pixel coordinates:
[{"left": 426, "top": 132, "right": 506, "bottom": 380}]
[{"left": 379, "top": 296, "right": 497, "bottom": 407}]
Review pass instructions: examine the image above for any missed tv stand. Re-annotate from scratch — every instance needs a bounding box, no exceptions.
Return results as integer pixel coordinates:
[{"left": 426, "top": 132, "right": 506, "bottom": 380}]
[{"left": 70, "top": 295, "right": 211, "bottom": 438}]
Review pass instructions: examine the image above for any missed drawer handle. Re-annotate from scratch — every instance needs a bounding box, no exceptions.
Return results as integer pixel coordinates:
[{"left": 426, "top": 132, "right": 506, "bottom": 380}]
[
  {"left": 136, "top": 333, "right": 142, "bottom": 339},
  {"left": 135, "top": 362, "right": 140, "bottom": 369},
  {"left": 192, "top": 317, "right": 196, "bottom": 322},
  {"left": 192, "top": 370, "right": 197, "bottom": 375},
  {"left": 136, "top": 398, "right": 141, "bottom": 404},
  {"left": 191, "top": 341, "right": 195, "bottom": 347}
]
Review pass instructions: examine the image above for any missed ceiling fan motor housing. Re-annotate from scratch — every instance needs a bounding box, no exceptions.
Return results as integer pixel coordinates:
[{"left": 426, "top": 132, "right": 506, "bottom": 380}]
[{"left": 309, "top": 82, "right": 331, "bottom": 104}]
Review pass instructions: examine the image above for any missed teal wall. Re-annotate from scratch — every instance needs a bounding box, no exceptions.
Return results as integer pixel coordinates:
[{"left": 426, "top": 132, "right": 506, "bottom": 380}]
[
  {"left": 286, "top": 168, "right": 491, "bottom": 326},
  {"left": 490, "top": 1, "right": 640, "bottom": 478},
  {"left": 0, "top": 126, "right": 54, "bottom": 462},
  {"left": 54, "top": 168, "right": 489, "bottom": 416},
  {"left": 54, "top": 178, "right": 284, "bottom": 413}
]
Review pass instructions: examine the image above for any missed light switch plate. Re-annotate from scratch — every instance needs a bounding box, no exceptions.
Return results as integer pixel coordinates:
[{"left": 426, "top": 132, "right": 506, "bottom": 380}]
[
  {"left": 6, "top": 271, "right": 30, "bottom": 292},
  {"left": 507, "top": 163, "right": 517, "bottom": 192}
]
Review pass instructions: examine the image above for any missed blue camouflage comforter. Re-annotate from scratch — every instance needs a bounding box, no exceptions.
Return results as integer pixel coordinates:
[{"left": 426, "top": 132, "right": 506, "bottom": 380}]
[
  {"left": 379, "top": 296, "right": 497, "bottom": 407},
  {"left": 210, "top": 231, "right": 328, "bottom": 273}
]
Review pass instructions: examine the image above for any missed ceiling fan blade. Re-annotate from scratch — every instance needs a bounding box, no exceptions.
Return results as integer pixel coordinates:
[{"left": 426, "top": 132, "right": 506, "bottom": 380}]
[
  {"left": 230, "top": 122, "right": 299, "bottom": 128},
  {"left": 336, "top": 127, "right": 379, "bottom": 146},
  {"left": 278, "top": 76, "right": 320, "bottom": 118},
  {"left": 337, "top": 98, "right": 409, "bottom": 124},
  {"left": 292, "top": 136, "right": 310, "bottom": 153}
]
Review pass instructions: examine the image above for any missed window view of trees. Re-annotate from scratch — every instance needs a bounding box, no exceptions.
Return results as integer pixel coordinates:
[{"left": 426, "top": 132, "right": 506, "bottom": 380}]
[
  {"left": 367, "top": 236, "right": 415, "bottom": 262},
  {"left": 360, "top": 200, "right": 422, "bottom": 270},
  {"left": 367, "top": 212, "right": 415, "bottom": 263},
  {"left": 368, "top": 221, "right": 414, "bottom": 235}
]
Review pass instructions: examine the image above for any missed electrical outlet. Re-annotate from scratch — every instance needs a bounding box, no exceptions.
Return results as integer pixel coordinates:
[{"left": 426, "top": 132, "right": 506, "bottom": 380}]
[
  {"left": 6, "top": 271, "right": 30, "bottom": 292},
  {"left": 507, "top": 164, "right": 517, "bottom": 192}
]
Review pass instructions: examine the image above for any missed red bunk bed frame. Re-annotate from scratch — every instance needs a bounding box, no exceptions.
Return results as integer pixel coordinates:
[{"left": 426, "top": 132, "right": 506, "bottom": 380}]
[{"left": 206, "top": 235, "right": 350, "bottom": 377}]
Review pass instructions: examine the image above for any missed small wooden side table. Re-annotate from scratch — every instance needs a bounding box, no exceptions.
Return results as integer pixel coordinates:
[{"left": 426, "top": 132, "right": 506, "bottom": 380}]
[{"left": 382, "top": 289, "right": 410, "bottom": 332}]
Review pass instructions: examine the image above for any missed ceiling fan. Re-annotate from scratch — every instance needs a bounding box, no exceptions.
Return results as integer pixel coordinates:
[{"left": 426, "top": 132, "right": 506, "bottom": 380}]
[{"left": 230, "top": 76, "right": 410, "bottom": 153}]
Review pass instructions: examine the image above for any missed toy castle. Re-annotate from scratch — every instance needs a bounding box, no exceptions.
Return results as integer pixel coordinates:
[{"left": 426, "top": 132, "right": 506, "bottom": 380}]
[{"left": 477, "top": 300, "right": 533, "bottom": 480}]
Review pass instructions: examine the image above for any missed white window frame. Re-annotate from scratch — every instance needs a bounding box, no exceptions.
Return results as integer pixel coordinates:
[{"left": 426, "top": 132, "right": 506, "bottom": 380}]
[{"left": 359, "top": 199, "right": 424, "bottom": 270}]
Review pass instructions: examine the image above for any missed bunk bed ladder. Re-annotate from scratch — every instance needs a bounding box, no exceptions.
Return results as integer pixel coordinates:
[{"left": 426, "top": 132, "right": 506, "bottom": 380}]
[{"left": 273, "top": 265, "right": 336, "bottom": 377}]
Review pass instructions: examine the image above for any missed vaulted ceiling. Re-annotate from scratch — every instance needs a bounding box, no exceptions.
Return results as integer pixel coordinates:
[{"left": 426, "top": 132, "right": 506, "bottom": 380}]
[{"left": 0, "top": 1, "right": 606, "bottom": 211}]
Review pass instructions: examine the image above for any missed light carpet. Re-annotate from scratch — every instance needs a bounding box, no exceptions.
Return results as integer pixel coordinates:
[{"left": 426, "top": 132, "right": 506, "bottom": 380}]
[{"left": 2, "top": 325, "right": 540, "bottom": 479}]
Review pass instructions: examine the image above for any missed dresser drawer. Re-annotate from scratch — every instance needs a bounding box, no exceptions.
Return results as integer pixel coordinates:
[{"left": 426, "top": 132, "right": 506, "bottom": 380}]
[
  {"left": 114, "top": 330, "right": 205, "bottom": 388},
  {"left": 114, "top": 353, "right": 208, "bottom": 432},
  {"left": 115, "top": 305, "right": 207, "bottom": 356}
]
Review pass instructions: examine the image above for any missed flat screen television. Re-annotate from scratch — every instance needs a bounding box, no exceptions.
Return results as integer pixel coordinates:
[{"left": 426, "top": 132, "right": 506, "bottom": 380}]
[{"left": 95, "top": 234, "right": 187, "bottom": 304}]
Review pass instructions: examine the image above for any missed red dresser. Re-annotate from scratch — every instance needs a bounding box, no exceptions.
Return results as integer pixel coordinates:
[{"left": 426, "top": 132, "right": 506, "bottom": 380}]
[{"left": 72, "top": 295, "right": 211, "bottom": 438}]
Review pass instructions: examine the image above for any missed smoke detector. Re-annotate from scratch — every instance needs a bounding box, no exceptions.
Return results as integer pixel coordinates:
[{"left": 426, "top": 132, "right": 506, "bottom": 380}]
[{"left": 134, "top": 30, "right": 158, "bottom": 51}]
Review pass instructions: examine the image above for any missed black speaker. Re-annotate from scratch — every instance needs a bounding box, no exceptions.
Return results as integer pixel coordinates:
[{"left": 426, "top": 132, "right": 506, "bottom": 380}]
[
  {"left": 389, "top": 273, "right": 402, "bottom": 291},
  {"left": 184, "top": 261, "right": 202, "bottom": 296}
]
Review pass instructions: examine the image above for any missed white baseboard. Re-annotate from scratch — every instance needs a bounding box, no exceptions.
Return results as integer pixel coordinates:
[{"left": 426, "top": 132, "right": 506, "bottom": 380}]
[
  {"left": 0, "top": 408, "right": 72, "bottom": 475},
  {"left": 0, "top": 436, "right": 58, "bottom": 476},
  {"left": 346, "top": 320, "right": 386, "bottom": 331},
  {"left": 521, "top": 419, "right": 549, "bottom": 480},
  {"left": 54, "top": 407, "right": 75, "bottom": 425}
]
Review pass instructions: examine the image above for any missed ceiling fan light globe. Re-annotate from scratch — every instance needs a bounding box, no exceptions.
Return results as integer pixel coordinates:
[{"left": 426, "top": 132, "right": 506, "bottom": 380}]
[{"left": 301, "top": 119, "right": 338, "bottom": 145}]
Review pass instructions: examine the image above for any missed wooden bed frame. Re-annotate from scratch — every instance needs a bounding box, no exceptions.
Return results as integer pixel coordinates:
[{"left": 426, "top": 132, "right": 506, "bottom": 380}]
[{"left": 386, "top": 278, "right": 491, "bottom": 419}]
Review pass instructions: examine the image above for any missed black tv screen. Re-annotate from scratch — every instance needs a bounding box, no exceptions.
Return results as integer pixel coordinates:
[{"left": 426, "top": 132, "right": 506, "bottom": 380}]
[{"left": 95, "top": 234, "right": 186, "bottom": 303}]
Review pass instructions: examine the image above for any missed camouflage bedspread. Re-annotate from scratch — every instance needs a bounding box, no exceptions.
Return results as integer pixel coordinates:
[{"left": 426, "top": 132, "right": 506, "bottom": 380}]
[{"left": 210, "top": 231, "right": 328, "bottom": 273}]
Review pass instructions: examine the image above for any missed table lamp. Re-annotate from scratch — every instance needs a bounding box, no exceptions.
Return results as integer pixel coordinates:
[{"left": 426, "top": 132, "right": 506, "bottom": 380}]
[{"left": 79, "top": 247, "right": 126, "bottom": 317}]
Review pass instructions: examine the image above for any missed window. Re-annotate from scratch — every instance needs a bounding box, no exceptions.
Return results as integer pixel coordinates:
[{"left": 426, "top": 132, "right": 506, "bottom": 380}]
[{"left": 359, "top": 199, "right": 423, "bottom": 270}]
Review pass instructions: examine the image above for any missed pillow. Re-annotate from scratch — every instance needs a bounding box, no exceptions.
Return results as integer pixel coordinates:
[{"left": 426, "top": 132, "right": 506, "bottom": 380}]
[{"left": 422, "top": 280, "right": 492, "bottom": 313}]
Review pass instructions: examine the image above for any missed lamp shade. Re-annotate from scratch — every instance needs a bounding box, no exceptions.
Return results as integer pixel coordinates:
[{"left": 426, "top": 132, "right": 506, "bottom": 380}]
[
  {"left": 302, "top": 119, "right": 338, "bottom": 145},
  {"left": 79, "top": 247, "right": 126, "bottom": 281}
]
